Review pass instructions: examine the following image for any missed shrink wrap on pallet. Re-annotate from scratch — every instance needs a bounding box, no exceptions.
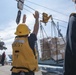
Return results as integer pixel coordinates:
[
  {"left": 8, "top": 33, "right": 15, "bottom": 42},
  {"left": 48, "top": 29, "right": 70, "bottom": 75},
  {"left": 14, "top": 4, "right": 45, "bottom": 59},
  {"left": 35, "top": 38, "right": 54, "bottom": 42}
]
[{"left": 40, "top": 37, "right": 65, "bottom": 61}]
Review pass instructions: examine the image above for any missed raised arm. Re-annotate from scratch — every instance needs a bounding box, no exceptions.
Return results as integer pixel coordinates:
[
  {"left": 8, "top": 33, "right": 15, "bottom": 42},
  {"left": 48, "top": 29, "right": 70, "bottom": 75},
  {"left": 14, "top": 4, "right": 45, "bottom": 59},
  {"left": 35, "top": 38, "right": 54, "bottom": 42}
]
[{"left": 32, "top": 11, "right": 39, "bottom": 36}]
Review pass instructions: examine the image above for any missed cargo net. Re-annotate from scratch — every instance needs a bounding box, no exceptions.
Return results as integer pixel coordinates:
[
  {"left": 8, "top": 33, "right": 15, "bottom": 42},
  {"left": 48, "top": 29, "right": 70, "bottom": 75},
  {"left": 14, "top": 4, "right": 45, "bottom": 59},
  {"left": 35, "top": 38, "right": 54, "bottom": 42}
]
[
  {"left": 40, "top": 37, "right": 65, "bottom": 61},
  {"left": 39, "top": 21, "right": 66, "bottom": 61}
]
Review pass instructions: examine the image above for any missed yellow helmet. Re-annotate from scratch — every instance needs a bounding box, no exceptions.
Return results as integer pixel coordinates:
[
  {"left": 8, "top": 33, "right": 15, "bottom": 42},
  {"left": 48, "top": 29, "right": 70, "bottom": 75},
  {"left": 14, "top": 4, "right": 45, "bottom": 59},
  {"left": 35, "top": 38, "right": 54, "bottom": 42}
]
[{"left": 15, "top": 23, "right": 30, "bottom": 36}]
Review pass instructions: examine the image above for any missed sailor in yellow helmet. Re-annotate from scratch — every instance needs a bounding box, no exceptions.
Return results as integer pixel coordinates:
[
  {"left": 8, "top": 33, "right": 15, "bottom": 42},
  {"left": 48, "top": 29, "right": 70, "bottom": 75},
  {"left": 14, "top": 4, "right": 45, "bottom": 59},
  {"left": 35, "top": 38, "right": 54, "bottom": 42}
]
[{"left": 11, "top": 11, "right": 39, "bottom": 75}]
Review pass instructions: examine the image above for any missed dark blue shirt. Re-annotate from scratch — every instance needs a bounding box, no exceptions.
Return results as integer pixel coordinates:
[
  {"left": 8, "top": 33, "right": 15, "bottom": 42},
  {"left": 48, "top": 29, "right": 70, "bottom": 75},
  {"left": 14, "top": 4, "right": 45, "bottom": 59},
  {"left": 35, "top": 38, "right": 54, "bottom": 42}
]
[{"left": 28, "top": 33, "right": 37, "bottom": 51}]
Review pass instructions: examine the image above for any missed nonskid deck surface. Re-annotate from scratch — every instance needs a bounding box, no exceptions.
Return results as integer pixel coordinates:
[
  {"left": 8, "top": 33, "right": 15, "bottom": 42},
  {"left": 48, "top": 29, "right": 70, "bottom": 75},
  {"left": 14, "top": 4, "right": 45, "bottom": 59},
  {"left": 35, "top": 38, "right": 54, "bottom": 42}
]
[{"left": 0, "top": 65, "right": 42, "bottom": 75}]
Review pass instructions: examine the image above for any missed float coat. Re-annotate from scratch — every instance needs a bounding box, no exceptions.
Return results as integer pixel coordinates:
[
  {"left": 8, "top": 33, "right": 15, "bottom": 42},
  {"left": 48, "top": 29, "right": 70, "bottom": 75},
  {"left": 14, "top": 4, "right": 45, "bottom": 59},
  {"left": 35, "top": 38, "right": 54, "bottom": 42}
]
[{"left": 11, "top": 37, "right": 38, "bottom": 73}]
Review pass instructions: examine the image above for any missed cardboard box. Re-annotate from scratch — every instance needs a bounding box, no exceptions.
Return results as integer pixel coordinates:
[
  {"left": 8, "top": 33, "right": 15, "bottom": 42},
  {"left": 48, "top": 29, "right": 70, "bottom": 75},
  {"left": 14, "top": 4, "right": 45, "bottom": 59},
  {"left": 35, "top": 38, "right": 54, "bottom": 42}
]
[
  {"left": 41, "top": 50, "right": 51, "bottom": 60},
  {"left": 40, "top": 37, "right": 65, "bottom": 61}
]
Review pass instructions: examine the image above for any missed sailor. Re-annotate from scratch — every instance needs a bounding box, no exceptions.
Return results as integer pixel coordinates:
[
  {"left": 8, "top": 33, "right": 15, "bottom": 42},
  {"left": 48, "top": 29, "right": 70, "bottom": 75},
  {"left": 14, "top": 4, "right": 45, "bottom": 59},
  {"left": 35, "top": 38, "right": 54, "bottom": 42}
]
[
  {"left": 11, "top": 11, "right": 39, "bottom": 75},
  {"left": 64, "top": 13, "right": 76, "bottom": 75}
]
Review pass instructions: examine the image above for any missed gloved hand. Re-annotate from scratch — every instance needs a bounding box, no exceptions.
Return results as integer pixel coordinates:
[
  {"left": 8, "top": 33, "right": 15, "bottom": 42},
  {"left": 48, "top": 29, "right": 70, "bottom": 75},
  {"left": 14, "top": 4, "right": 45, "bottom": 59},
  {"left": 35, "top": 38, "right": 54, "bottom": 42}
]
[{"left": 33, "top": 11, "right": 39, "bottom": 20}]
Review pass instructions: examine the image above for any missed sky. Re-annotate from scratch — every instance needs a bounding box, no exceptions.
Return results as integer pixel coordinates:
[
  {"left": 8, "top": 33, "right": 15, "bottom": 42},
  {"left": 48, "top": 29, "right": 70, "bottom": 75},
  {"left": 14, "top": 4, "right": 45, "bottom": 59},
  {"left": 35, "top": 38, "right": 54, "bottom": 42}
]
[{"left": 0, "top": 0, "right": 76, "bottom": 55}]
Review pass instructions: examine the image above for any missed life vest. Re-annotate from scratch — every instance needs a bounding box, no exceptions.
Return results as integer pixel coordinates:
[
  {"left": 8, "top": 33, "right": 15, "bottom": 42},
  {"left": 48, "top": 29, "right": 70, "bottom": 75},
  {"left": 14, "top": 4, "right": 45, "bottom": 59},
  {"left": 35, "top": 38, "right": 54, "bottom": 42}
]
[{"left": 11, "top": 37, "right": 38, "bottom": 73}]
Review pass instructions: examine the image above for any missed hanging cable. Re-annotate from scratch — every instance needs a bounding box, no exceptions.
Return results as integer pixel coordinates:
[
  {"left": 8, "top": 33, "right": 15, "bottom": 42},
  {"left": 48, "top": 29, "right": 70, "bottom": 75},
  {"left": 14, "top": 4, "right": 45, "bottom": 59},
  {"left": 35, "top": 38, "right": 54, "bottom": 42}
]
[
  {"left": 24, "top": 4, "right": 68, "bottom": 23},
  {"left": 15, "top": 0, "right": 68, "bottom": 23},
  {"left": 15, "top": 0, "right": 68, "bottom": 28},
  {"left": 24, "top": 8, "right": 67, "bottom": 28},
  {"left": 24, "top": 4, "right": 36, "bottom": 11},
  {"left": 24, "top": 7, "right": 67, "bottom": 29},
  {"left": 24, "top": 8, "right": 33, "bottom": 14},
  {"left": 40, "top": 22, "right": 51, "bottom": 60},
  {"left": 40, "top": 22, "right": 49, "bottom": 38},
  {"left": 57, "top": 22, "right": 65, "bottom": 43},
  {"left": 50, "top": 19, "right": 65, "bottom": 62},
  {"left": 26, "top": 0, "right": 68, "bottom": 17},
  {"left": 53, "top": 18, "right": 68, "bottom": 23},
  {"left": 51, "top": 20, "right": 65, "bottom": 43}
]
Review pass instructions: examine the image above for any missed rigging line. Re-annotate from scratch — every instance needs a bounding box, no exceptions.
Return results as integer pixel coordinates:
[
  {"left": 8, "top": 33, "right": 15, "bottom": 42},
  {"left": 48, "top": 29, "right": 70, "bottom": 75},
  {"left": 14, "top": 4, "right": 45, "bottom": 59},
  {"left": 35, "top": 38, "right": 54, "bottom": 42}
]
[
  {"left": 24, "top": 4, "right": 42, "bottom": 14},
  {"left": 42, "top": 26, "right": 49, "bottom": 38},
  {"left": 49, "top": 19, "right": 67, "bottom": 28},
  {"left": 52, "top": 20, "right": 65, "bottom": 43},
  {"left": 58, "top": 25, "right": 67, "bottom": 28},
  {"left": 24, "top": 8, "right": 42, "bottom": 19},
  {"left": 40, "top": 22, "right": 49, "bottom": 38},
  {"left": 15, "top": 0, "right": 68, "bottom": 24},
  {"left": 23, "top": 8, "right": 67, "bottom": 29},
  {"left": 26, "top": 0, "right": 68, "bottom": 17},
  {"left": 56, "top": 23, "right": 67, "bottom": 28},
  {"left": 53, "top": 18, "right": 68, "bottom": 23},
  {"left": 24, "top": 4, "right": 68, "bottom": 23},
  {"left": 52, "top": 21, "right": 57, "bottom": 37},
  {"left": 40, "top": 22, "right": 45, "bottom": 51},
  {"left": 15, "top": 0, "right": 68, "bottom": 25},
  {"left": 24, "top": 8, "right": 67, "bottom": 29},
  {"left": 24, "top": 8, "right": 33, "bottom": 14},
  {"left": 48, "top": 18, "right": 68, "bottom": 24},
  {"left": 24, "top": 4, "right": 36, "bottom": 11}
]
